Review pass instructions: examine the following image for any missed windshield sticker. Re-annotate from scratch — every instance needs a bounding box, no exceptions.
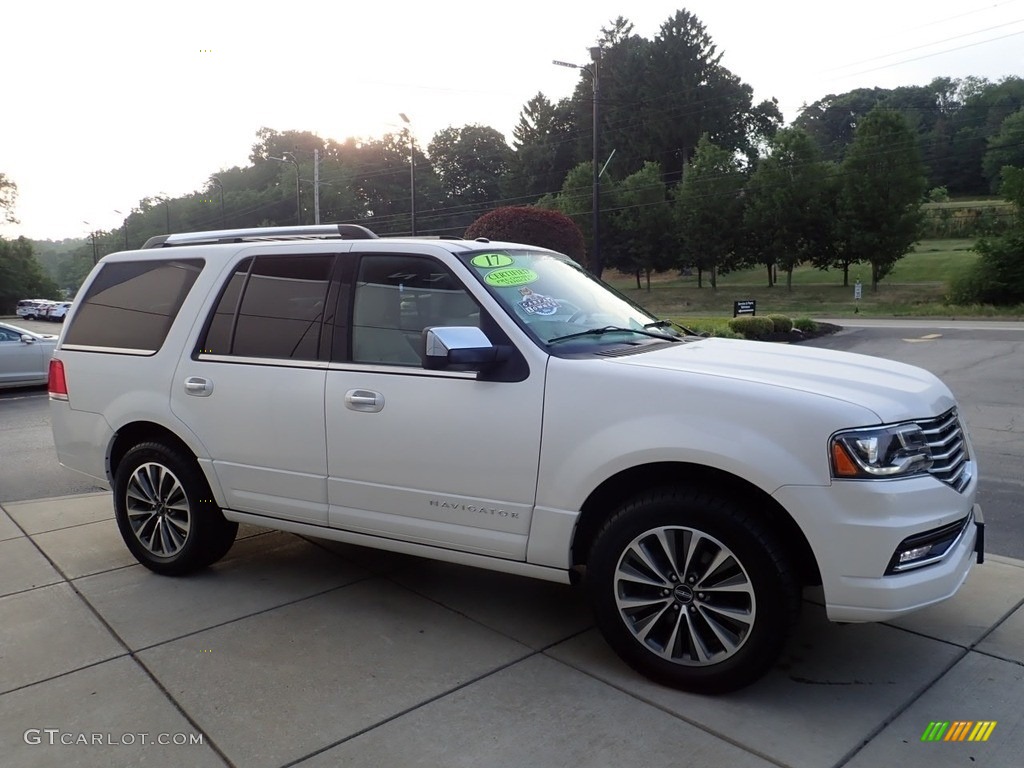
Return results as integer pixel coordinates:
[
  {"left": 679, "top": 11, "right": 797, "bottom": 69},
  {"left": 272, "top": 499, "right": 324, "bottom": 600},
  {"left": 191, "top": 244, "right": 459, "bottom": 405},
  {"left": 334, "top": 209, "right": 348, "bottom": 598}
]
[
  {"left": 484, "top": 267, "right": 539, "bottom": 287},
  {"left": 517, "top": 287, "right": 560, "bottom": 316},
  {"left": 471, "top": 253, "right": 515, "bottom": 269}
]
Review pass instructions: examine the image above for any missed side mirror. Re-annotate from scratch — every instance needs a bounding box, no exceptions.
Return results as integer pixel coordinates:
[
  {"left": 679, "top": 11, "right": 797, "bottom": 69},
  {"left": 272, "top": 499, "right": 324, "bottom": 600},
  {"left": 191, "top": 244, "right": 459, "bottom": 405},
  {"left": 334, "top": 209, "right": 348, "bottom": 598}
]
[
  {"left": 20, "top": 334, "right": 36, "bottom": 344},
  {"left": 422, "top": 326, "right": 502, "bottom": 371}
]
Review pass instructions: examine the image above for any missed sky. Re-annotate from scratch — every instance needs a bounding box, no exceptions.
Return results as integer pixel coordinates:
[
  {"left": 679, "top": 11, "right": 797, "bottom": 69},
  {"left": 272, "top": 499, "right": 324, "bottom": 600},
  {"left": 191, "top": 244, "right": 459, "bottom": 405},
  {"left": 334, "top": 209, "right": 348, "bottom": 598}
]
[{"left": 2, "top": 0, "right": 1022, "bottom": 241}]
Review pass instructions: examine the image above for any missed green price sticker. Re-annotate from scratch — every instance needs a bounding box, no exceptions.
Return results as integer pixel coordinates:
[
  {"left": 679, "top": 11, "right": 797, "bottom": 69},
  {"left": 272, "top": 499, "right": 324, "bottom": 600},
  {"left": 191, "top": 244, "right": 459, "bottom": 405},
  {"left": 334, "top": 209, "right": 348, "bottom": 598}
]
[
  {"left": 484, "top": 267, "right": 539, "bottom": 287},
  {"left": 471, "top": 253, "right": 515, "bottom": 268}
]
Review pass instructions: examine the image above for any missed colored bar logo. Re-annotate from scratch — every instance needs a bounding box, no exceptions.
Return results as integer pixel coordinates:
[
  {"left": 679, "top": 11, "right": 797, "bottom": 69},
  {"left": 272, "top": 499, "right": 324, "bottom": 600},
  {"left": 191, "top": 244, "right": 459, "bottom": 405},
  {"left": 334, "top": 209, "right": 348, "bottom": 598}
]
[{"left": 921, "top": 721, "right": 997, "bottom": 742}]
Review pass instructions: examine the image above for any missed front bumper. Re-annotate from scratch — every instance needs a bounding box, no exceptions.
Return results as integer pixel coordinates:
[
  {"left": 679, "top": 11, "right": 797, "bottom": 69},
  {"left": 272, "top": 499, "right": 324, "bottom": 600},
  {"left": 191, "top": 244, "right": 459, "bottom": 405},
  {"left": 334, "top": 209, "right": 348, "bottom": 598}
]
[{"left": 774, "top": 478, "right": 982, "bottom": 623}]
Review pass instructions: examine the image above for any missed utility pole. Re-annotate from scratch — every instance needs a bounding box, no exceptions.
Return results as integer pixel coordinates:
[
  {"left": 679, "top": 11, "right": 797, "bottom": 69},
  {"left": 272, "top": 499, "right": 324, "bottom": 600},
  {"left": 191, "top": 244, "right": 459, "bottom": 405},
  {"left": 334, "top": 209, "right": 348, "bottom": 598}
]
[
  {"left": 399, "top": 113, "right": 416, "bottom": 235},
  {"left": 313, "top": 149, "right": 321, "bottom": 225},
  {"left": 553, "top": 48, "right": 602, "bottom": 275},
  {"left": 589, "top": 46, "right": 602, "bottom": 277}
]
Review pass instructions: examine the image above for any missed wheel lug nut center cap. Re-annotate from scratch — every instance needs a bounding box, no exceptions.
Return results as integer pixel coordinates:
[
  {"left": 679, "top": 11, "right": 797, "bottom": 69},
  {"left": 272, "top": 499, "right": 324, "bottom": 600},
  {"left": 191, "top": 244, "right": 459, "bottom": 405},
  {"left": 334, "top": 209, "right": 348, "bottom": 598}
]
[{"left": 673, "top": 585, "right": 695, "bottom": 604}]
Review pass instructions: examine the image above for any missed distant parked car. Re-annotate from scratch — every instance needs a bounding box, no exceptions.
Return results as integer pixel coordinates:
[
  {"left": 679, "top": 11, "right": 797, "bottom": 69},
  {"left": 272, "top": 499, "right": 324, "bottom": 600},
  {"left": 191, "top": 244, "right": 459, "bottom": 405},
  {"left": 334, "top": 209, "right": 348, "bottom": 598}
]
[
  {"left": 16, "top": 299, "right": 53, "bottom": 320},
  {"left": 0, "top": 321, "right": 58, "bottom": 388},
  {"left": 46, "top": 302, "right": 73, "bottom": 322}
]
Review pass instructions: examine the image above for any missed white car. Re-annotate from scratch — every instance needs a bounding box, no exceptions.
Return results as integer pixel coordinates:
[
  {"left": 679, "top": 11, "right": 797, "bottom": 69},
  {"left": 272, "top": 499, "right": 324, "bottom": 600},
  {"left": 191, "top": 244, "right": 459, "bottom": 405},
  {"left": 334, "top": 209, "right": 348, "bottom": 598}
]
[
  {"left": 0, "top": 321, "right": 58, "bottom": 388},
  {"left": 48, "top": 225, "right": 983, "bottom": 693},
  {"left": 16, "top": 299, "right": 54, "bottom": 320},
  {"left": 45, "top": 301, "right": 73, "bottom": 322}
]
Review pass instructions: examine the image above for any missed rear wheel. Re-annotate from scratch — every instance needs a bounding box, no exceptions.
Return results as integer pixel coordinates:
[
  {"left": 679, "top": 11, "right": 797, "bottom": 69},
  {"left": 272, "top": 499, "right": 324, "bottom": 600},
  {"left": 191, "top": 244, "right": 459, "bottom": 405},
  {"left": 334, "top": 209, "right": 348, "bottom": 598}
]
[
  {"left": 587, "top": 488, "right": 800, "bottom": 693},
  {"left": 114, "top": 442, "right": 237, "bottom": 575}
]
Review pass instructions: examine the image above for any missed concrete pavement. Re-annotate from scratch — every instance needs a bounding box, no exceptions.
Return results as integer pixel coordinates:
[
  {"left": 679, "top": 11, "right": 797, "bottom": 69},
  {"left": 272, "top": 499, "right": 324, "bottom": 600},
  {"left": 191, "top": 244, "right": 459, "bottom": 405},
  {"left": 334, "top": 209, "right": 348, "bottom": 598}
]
[{"left": 1, "top": 491, "right": 1022, "bottom": 767}]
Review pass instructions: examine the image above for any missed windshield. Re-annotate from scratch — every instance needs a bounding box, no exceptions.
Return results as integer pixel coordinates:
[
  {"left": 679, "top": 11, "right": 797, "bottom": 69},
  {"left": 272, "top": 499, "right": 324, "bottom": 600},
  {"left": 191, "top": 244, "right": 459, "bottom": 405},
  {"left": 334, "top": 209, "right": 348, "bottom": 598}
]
[{"left": 460, "top": 249, "right": 682, "bottom": 347}]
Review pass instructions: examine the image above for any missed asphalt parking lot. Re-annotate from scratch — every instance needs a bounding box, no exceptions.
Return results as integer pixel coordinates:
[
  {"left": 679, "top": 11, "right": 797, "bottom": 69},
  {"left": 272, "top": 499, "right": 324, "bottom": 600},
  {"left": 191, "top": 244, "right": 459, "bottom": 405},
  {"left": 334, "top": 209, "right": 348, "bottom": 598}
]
[{"left": 1, "top": 317, "right": 1022, "bottom": 767}]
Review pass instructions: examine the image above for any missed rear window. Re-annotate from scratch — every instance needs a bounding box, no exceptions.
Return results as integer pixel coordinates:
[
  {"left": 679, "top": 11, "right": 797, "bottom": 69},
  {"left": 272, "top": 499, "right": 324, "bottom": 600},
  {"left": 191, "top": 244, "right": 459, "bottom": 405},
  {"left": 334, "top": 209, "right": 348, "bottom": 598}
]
[{"left": 63, "top": 259, "right": 204, "bottom": 353}]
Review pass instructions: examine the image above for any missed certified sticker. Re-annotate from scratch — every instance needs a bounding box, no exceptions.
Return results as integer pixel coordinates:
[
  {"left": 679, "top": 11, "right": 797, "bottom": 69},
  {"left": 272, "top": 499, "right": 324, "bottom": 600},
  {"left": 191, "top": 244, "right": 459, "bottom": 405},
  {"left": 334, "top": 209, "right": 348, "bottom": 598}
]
[
  {"left": 471, "top": 253, "right": 515, "bottom": 268},
  {"left": 484, "top": 267, "right": 539, "bottom": 287}
]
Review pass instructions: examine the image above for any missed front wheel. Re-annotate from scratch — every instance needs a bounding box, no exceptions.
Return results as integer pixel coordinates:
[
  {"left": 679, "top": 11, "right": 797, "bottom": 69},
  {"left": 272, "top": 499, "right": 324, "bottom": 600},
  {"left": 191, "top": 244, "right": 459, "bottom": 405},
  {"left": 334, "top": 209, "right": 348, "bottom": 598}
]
[
  {"left": 114, "top": 441, "right": 237, "bottom": 575},
  {"left": 587, "top": 489, "right": 800, "bottom": 693}
]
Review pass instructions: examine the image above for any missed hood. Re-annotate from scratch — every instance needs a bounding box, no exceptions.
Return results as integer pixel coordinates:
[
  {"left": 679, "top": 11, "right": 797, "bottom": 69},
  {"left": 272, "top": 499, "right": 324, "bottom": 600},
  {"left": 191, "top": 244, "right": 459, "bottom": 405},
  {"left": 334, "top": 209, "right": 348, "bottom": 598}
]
[{"left": 611, "top": 337, "right": 956, "bottom": 423}]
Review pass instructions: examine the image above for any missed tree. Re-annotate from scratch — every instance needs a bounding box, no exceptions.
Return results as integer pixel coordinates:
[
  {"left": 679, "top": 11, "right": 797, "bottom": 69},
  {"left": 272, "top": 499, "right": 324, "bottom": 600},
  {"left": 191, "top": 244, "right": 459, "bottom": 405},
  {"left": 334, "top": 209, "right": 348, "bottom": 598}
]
[
  {"left": 982, "top": 108, "right": 1024, "bottom": 189},
  {"left": 464, "top": 206, "right": 585, "bottom": 261},
  {"left": 606, "top": 162, "right": 675, "bottom": 289},
  {"left": 742, "top": 128, "right": 831, "bottom": 289},
  {"left": 0, "top": 173, "right": 17, "bottom": 224},
  {"left": 949, "top": 167, "right": 1024, "bottom": 305},
  {"left": 568, "top": 12, "right": 780, "bottom": 186},
  {"left": 427, "top": 125, "right": 512, "bottom": 231},
  {"left": 673, "top": 135, "right": 745, "bottom": 288},
  {"left": 0, "top": 237, "right": 61, "bottom": 313},
  {"left": 840, "top": 109, "right": 927, "bottom": 291},
  {"left": 504, "top": 93, "right": 578, "bottom": 204},
  {"left": 537, "top": 160, "right": 604, "bottom": 269}
]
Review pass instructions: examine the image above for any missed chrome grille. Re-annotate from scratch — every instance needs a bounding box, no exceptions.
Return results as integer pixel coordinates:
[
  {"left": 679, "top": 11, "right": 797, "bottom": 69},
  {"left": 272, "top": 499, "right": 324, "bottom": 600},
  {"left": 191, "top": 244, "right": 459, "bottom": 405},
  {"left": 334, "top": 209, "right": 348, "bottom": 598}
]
[{"left": 915, "top": 409, "right": 971, "bottom": 492}]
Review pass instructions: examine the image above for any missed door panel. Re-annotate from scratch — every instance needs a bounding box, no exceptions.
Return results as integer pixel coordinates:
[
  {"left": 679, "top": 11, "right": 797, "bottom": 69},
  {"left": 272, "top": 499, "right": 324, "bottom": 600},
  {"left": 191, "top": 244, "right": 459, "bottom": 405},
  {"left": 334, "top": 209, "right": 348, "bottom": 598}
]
[{"left": 326, "top": 253, "right": 545, "bottom": 559}]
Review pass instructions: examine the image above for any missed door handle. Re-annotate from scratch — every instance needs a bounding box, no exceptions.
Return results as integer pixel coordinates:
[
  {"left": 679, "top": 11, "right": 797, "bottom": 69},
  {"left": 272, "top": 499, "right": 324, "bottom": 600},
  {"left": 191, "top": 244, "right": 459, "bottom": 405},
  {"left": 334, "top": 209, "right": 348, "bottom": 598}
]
[
  {"left": 344, "top": 389, "right": 384, "bottom": 412},
  {"left": 184, "top": 376, "right": 214, "bottom": 397}
]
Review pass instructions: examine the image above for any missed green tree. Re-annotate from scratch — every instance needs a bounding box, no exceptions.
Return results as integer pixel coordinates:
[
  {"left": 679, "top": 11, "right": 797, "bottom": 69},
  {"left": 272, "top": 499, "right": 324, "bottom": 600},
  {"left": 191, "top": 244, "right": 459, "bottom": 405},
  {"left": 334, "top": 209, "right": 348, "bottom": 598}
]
[
  {"left": 742, "top": 128, "right": 831, "bottom": 289},
  {"left": 673, "top": 135, "right": 745, "bottom": 288},
  {"left": 569, "top": 12, "right": 780, "bottom": 185},
  {"left": 949, "top": 167, "right": 1024, "bottom": 305},
  {"left": 0, "top": 237, "right": 61, "bottom": 313},
  {"left": 427, "top": 125, "right": 512, "bottom": 231},
  {"left": 840, "top": 109, "right": 927, "bottom": 291},
  {"left": 504, "top": 93, "right": 578, "bottom": 204},
  {"left": 537, "top": 160, "right": 603, "bottom": 270},
  {"left": 0, "top": 173, "right": 17, "bottom": 224},
  {"left": 606, "top": 162, "right": 674, "bottom": 289},
  {"left": 982, "top": 108, "right": 1024, "bottom": 188}
]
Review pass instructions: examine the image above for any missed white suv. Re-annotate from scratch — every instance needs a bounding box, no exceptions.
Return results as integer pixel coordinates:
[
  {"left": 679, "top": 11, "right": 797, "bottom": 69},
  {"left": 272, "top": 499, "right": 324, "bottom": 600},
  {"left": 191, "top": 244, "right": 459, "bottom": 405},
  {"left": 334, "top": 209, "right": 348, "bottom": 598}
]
[{"left": 49, "top": 225, "right": 983, "bottom": 693}]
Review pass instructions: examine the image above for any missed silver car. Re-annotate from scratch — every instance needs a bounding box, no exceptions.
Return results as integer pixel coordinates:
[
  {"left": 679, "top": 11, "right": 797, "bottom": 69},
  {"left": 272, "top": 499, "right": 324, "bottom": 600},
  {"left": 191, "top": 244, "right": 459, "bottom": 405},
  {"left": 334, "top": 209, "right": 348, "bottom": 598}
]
[{"left": 0, "top": 321, "right": 58, "bottom": 388}]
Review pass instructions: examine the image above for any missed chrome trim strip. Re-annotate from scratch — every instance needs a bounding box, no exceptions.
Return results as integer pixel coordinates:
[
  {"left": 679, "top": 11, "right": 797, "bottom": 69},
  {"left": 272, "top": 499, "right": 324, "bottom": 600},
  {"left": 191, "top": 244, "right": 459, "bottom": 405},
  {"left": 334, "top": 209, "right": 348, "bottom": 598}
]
[
  {"left": 326, "top": 362, "right": 477, "bottom": 379},
  {"left": 196, "top": 354, "right": 329, "bottom": 369},
  {"left": 60, "top": 344, "right": 155, "bottom": 355}
]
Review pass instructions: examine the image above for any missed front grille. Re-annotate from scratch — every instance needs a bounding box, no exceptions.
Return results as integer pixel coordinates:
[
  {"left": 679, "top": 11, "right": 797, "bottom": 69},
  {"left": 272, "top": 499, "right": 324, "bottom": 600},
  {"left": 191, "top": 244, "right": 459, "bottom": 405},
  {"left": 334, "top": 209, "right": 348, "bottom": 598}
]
[{"left": 915, "top": 409, "right": 971, "bottom": 492}]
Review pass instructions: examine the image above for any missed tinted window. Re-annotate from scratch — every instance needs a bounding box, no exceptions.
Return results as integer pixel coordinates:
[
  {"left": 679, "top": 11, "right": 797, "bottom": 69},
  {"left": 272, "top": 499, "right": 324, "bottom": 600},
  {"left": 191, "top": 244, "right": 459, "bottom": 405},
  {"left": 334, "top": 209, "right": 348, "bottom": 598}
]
[
  {"left": 63, "top": 259, "right": 204, "bottom": 353},
  {"left": 352, "top": 255, "right": 480, "bottom": 366},
  {"left": 203, "top": 255, "right": 333, "bottom": 360}
]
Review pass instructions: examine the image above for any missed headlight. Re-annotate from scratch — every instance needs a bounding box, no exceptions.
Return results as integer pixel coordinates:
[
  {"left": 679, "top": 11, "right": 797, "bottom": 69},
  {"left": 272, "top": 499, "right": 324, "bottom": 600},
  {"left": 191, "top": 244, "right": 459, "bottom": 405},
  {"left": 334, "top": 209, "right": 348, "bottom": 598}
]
[{"left": 830, "top": 423, "right": 933, "bottom": 479}]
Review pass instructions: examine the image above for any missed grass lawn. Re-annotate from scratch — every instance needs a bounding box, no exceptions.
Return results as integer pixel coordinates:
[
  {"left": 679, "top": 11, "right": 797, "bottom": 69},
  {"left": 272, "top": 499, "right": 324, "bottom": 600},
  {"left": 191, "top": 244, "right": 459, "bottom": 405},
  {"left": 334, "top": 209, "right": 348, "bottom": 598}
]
[{"left": 605, "top": 239, "right": 1024, "bottom": 320}]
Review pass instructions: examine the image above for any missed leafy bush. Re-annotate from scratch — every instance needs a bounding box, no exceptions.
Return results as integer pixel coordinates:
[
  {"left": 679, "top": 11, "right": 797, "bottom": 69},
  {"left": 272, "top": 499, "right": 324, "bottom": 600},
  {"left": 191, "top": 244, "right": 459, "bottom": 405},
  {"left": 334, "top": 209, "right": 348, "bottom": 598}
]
[
  {"left": 727, "top": 316, "right": 775, "bottom": 339},
  {"left": 927, "top": 186, "right": 950, "bottom": 203},
  {"left": 792, "top": 317, "right": 819, "bottom": 333},
  {"left": 766, "top": 314, "right": 794, "bottom": 333},
  {"left": 464, "top": 206, "right": 586, "bottom": 261},
  {"left": 947, "top": 232, "right": 1024, "bottom": 305}
]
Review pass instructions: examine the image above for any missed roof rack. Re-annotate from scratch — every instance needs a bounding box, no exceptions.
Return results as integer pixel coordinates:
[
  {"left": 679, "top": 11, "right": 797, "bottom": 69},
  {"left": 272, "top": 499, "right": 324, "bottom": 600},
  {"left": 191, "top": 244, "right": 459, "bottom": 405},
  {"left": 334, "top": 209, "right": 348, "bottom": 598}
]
[{"left": 141, "top": 224, "right": 378, "bottom": 249}]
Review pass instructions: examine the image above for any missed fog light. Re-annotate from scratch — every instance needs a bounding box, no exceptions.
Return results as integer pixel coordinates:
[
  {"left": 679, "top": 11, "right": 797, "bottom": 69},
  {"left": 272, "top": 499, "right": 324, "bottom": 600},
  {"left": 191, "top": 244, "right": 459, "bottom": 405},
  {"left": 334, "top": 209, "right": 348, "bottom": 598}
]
[{"left": 887, "top": 516, "right": 970, "bottom": 574}]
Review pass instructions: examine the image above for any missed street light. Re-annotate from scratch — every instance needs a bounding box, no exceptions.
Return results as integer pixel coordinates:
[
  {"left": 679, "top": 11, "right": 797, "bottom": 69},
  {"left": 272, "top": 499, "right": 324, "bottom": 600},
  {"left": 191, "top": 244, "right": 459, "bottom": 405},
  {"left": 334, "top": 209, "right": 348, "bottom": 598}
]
[
  {"left": 209, "top": 176, "right": 226, "bottom": 228},
  {"left": 113, "top": 210, "right": 128, "bottom": 249},
  {"left": 268, "top": 153, "right": 301, "bottom": 226},
  {"left": 554, "top": 47, "right": 603, "bottom": 276},
  {"left": 399, "top": 112, "right": 417, "bottom": 236}
]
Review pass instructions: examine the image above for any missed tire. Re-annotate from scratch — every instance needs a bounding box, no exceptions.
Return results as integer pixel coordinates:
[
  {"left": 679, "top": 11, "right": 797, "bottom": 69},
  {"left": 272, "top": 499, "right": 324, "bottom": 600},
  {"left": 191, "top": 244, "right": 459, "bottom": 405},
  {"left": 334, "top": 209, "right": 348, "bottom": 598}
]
[
  {"left": 113, "top": 441, "right": 238, "bottom": 575},
  {"left": 587, "top": 488, "right": 800, "bottom": 694}
]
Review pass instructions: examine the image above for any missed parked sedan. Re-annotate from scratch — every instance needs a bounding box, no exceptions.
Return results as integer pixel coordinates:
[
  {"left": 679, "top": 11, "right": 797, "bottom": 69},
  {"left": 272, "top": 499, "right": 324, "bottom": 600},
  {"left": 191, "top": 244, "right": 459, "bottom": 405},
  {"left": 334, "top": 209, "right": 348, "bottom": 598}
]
[
  {"left": 0, "top": 322, "right": 58, "bottom": 388},
  {"left": 46, "top": 302, "right": 73, "bottom": 322}
]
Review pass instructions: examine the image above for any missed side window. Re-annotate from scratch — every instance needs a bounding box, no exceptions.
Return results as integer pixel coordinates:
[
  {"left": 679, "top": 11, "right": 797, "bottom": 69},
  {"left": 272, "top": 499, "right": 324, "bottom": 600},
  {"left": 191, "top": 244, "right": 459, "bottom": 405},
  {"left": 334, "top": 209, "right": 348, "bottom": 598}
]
[
  {"left": 63, "top": 259, "right": 204, "bottom": 353},
  {"left": 0, "top": 328, "right": 19, "bottom": 342},
  {"left": 352, "top": 255, "right": 480, "bottom": 366},
  {"left": 202, "top": 255, "right": 333, "bottom": 361}
]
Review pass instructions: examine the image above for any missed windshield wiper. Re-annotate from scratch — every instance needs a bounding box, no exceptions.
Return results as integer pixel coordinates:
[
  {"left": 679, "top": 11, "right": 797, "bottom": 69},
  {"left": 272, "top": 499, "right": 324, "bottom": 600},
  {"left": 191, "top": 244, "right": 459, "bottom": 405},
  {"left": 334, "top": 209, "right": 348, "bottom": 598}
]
[
  {"left": 547, "top": 326, "right": 680, "bottom": 345},
  {"left": 644, "top": 319, "right": 698, "bottom": 336}
]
